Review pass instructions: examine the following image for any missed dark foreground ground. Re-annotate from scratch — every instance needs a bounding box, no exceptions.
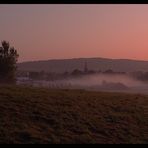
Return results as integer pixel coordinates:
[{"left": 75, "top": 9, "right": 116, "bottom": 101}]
[{"left": 0, "top": 85, "right": 147, "bottom": 144}]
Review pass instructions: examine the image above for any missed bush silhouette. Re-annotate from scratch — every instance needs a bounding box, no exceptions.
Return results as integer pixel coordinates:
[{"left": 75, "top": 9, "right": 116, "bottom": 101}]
[{"left": 0, "top": 40, "right": 19, "bottom": 83}]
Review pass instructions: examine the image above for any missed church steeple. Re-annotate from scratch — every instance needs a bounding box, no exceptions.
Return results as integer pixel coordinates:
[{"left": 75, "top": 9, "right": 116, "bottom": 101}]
[{"left": 84, "top": 61, "right": 88, "bottom": 73}]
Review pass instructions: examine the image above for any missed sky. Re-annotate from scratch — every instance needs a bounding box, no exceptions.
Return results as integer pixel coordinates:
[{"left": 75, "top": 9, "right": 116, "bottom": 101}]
[{"left": 1, "top": 4, "right": 148, "bottom": 62}]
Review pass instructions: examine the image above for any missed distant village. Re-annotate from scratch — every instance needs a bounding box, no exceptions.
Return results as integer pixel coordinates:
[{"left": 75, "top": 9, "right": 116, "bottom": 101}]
[
  {"left": 17, "top": 61, "right": 148, "bottom": 83},
  {"left": 17, "top": 61, "right": 127, "bottom": 81}
]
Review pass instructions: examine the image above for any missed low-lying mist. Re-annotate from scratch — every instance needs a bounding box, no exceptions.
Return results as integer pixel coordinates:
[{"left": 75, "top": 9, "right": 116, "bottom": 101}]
[
  {"left": 56, "top": 74, "right": 148, "bottom": 93},
  {"left": 61, "top": 74, "right": 143, "bottom": 87},
  {"left": 17, "top": 73, "right": 148, "bottom": 94}
]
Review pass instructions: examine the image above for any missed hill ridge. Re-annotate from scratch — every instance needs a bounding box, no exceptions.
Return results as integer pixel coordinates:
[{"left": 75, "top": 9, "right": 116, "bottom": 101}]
[{"left": 17, "top": 57, "right": 148, "bottom": 73}]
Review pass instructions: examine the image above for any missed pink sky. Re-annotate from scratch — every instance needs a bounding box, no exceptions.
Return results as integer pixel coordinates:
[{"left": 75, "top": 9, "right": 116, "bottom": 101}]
[{"left": 0, "top": 4, "right": 148, "bottom": 62}]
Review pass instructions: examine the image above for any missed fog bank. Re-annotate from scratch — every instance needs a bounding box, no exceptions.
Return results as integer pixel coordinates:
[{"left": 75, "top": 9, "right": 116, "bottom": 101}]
[{"left": 17, "top": 73, "right": 148, "bottom": 94}]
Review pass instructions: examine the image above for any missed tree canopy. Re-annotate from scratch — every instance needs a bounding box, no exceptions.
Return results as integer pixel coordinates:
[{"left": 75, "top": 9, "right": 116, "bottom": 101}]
[{"left": 0, "top": 41, "right": 19, "bottom": 83}]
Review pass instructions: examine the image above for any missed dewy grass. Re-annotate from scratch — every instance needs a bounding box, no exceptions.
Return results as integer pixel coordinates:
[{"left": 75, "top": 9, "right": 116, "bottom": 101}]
[{"left": 0, "top": 85, "right": 147, "bottom": 144}]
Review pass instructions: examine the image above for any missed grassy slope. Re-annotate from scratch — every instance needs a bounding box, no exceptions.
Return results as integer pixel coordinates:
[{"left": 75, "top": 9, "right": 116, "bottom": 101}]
[{"left": 0, "top": 85, "right": 147, "bottom": 144}]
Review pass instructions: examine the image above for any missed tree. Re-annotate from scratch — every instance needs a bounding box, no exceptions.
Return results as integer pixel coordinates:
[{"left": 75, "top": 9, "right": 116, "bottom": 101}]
[
  {"left": 71, "top": 69, "right": 82, "bottom": 76},
  {"left": 0, "top": 40, "right": 19, "bottom": 83}
]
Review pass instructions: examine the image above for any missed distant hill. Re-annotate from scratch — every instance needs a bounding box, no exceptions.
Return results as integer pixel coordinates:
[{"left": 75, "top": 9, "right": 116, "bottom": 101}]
[{"left": 17, "top": 57, "right": 148, "bottom": 73}]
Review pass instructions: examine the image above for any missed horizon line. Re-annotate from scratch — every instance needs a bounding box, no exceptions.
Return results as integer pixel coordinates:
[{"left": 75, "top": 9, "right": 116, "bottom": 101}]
[{"left": 18, "top": 56, "right": 148, "bottom": 64}]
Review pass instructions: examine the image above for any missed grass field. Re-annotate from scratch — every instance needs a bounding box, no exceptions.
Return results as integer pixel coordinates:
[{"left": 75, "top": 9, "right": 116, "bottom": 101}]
[{"left": 0, "top": 85, "right": 147, "bottom": 144}]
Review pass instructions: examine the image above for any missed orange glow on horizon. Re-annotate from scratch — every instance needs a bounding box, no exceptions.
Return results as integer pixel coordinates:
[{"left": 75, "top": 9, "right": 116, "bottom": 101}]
[{"left": 1, "top": 4, "right": 148, "bottom": 62}]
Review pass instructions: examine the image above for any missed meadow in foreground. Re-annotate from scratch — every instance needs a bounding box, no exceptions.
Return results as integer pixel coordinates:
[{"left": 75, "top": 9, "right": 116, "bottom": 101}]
[{"left": 0, "top": 85, "right": 147, "bottom": 144}]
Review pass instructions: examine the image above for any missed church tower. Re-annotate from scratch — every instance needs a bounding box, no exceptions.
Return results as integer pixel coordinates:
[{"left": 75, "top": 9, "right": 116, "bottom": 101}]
[{"left": 84, "top": 61, "right": 88, "bottom": 73}]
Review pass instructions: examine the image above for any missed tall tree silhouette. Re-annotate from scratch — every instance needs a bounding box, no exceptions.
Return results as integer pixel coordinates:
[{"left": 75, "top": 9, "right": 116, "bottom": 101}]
[{"left": 0, "top": 41, "right": 19, "bottom": 83}]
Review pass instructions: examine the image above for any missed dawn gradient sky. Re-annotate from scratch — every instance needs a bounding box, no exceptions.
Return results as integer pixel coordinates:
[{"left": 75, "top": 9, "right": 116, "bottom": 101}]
[{"left": 1, "top": 4, "right": 148, "bottom": 62}]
